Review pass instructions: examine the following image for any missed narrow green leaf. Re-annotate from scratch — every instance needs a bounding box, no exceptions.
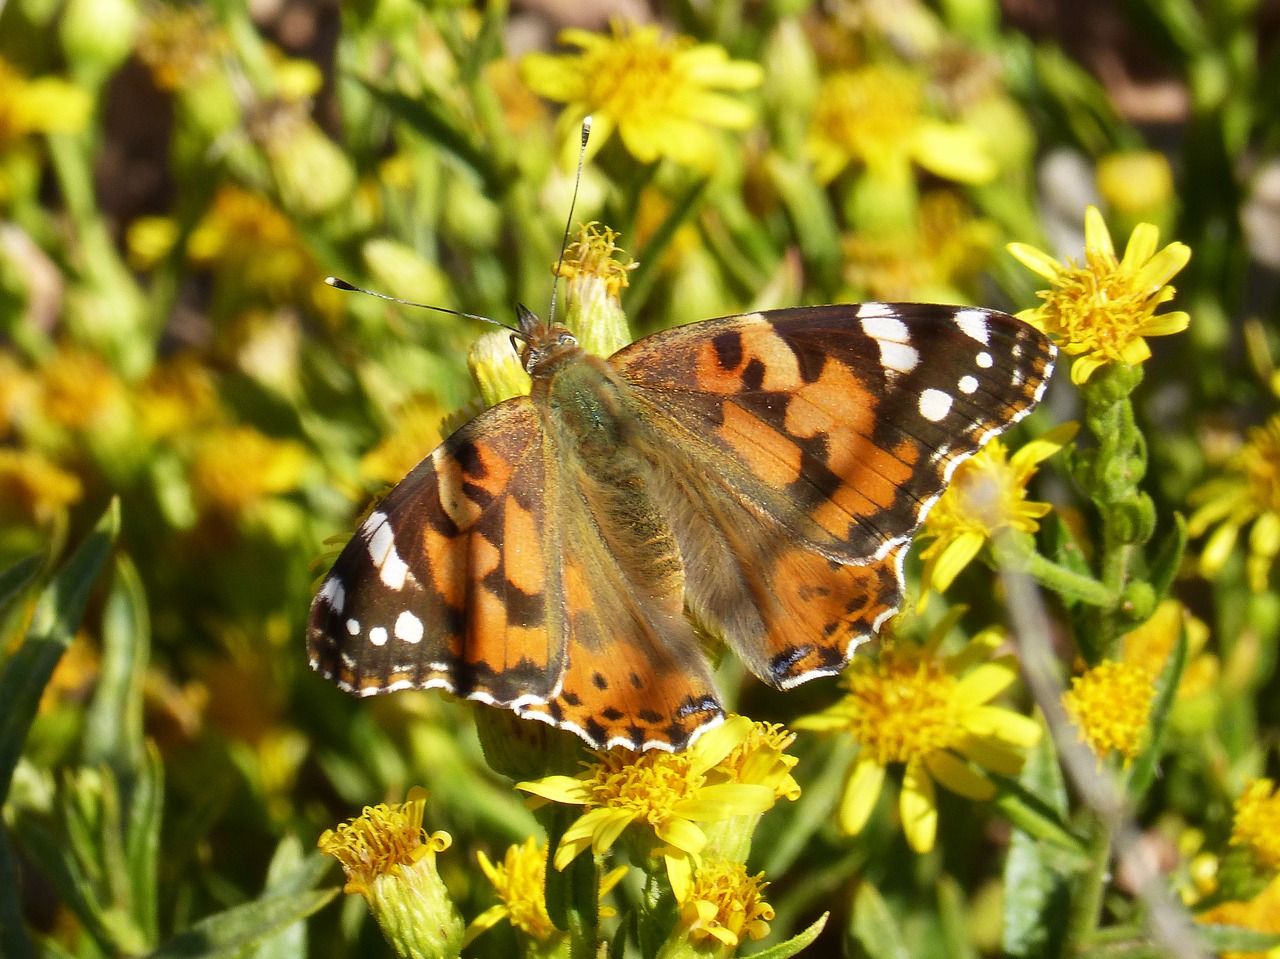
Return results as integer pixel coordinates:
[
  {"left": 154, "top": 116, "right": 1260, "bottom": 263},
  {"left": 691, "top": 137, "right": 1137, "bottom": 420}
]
[
  {"left": 747, "top": 912, "right": 828, "bottom": 959},
  {"left": 937, "top": 876, "right": 978, "bottom": 959},
  {"left": 83, "top": 555, "right": 150, "bottom": 784},
  {"left": 0, "top": 826, "right": 37, "bottom": 959},
  {"left": 990, "top": 776, "right": 1088, "bottom": 858},
  {"left": 1194, "top": 924, "right": 1280, "bottom": 952},
  {"left": 625, "top": 177, "right": 712, "bottom": 316},
  {"left": 249, "top": 837, "right": 319, "bottom": 959},
  {"left": 1001, "top": 730, "right": 1072, "bottom": 959},
  {"left": 12, "top": 815, "right": 118, "bottom": 951},
  {"left": 1148, "top": 515, "right": 1188, "bottom": 604},
  {"left": 1127, "top": 621, "right": 1188, "bottom": 800},
  {"left": 126, "top": 744, "right": 165, "bottom": 945},
  {"left": 0, "top": 553, "right": 42, "bottom": 615},
  {"left": 0, "top": 500, "right": 120, "bottom": 807},
  {"left": 146, "top": 888, "right": 339, "bottom": 959},
  {"left": 849, "top": 882, "right": 910, "bottom": 959}
]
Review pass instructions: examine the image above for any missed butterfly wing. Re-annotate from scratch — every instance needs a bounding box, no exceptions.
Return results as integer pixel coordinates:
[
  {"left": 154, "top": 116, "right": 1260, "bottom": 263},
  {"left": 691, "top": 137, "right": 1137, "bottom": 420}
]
[
  {"left": 610, "top": 303, "right": 1055, "bottom": 687},
  {"left": 308, "top": 392, "right": 724, "bottom": 751},
  {"left": 308, "top": 399, "right": 568, "bottom": 709}
]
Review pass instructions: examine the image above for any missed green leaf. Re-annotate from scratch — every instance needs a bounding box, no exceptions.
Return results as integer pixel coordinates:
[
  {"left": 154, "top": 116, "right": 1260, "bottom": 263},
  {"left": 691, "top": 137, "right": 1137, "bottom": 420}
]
[
  {"left": 146, "top": 889, "right": 339, "bottom": 959},
  {"left": 1127, "top": 619, "right": 1188, "bottom": 800},
  {"left": 747, "top": 912, "right": 828, "bottom": 959},
  {"left": 1001, "top": 730, "right": 1072, "bottom": 959},
  {"left": 0, "top": 500, "right": 119, "bottom": 807},
  {"left": 0, "top": 826, "right": 36, "bottom": 959},
  {"left": 126, "top": 745, "right": 164, "bottom": 946},
  {"left": 0, "top": 553, "right": 42, "bottom": 616},
  {"left": 83, "top": 554, "right": 150, "bottom": 784},
  {"left": 249, "top": 838, "right": 331, "bottom": 959},
  {"left": 624, "top": 176, "right": 712, "bottom": 316},
  {"left": 1148, "top": 515, "right": 1188, "bottom": 605},
  {"left": 849, "top": 882, "right": 910, "bottom": 959},
  {"left": 937, "top": 876, "right": 977, "bottom": 959},
  {"left": 1194, "top": 924, "right": 1280, "bottom": 953}
]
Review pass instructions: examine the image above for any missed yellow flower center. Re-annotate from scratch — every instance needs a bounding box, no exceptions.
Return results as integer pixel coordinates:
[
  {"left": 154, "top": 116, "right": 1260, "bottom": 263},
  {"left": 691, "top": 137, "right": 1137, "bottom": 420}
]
[
  {"left": 574, "top": 28, "right": 687, "bottom": 121},
  {"left": 581, "top": 750, "right": 706, "bottom": 825},
  {"left": 815, "top": 66, "right": 922, "bottom": 164},
  {"left": 1036, "top": 252, "right": 1154, "bottom": 360},
  {"left": 1062, "top": 660, "right": 1154, "bottom": 762},
  {"left": 556, "top": 223, "right": 637, "bottom": 299},
  {"left": 680, "top": 859, "right": 774, "bottom": 948},
  {"left": 1240, "top": 420, "right": 1280, "bottom": 515},
  {"left": 924, "top": 439, "right": 1041, "bottom": 540},
  {"left": 318, "top": 790, "right": 450, "bottom": 896},
  {"left": 841, "top": 644, "right": 959, "bottom": 765},
  {"left": 1230, "top": 779, "right": 1280, "bottom": 872}
]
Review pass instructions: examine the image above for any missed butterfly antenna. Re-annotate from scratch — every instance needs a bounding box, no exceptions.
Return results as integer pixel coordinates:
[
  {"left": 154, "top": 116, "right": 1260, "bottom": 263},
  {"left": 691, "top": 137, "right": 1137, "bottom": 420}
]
[
  {"left": 547, "top": 116, "right": 592, "bottom": 326},
  {"left": 324, "top": 276, "right": 525, "bottom": 339}
]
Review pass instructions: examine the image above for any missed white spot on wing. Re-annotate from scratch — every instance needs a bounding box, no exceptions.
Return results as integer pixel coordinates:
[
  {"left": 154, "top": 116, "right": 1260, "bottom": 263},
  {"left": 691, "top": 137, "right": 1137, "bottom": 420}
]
[
  {"left": 860, "top": 311, "right": 909, "bottom": 343},
  {"left": 367, "top": 513, "right": 411, "bottom": 590},
  {"left": 955, "top": 309, "right": 991, "bottom": 344},
  {"left": 977, "top": 351, "right": 993, "bottom": 369},
  {"left": 958, "top": 375, "right": 979, "bottom": 395},
  {"left": 345, "top": 618, "right": 360, "bottom": 636},
  {"left": 880, "top": 341, "right": 920, "bottom": 376},
  {"left": 919, "top": 388, "right": 953, "bottom": 422},
  {"left": 369, "top": 626, "right": 388, "bottom": 646},
  {"left": 318, "top": 577, "right": 345, "bottom": 613},
  {"left": 860, "top": 310, "right": 919, "bottom": 378},
  {"left": 395, "top": 610, "right": 424, "bottom": 644}
]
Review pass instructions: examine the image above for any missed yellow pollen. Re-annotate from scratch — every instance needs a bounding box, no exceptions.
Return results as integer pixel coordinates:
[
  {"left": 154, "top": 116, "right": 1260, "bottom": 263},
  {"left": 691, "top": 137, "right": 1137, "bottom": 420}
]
[
  {"left": 584, "top": 751, "right": 703, "bottom": 824},
  {"left": 1063, "top": 660, "right": 1154, "bottom": 763},
  {"left": 842, "top": 648, "right": 959, "bottom": 765},
  {"left": 1039, "top": 256, "right": 1153, "bottom": 359}
]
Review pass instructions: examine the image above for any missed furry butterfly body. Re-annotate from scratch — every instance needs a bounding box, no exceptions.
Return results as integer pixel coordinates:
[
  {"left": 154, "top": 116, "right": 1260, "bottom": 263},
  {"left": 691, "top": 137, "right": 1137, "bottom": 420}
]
[{"left": 308, "top": 302, "right": 1054, "bottom": 751}]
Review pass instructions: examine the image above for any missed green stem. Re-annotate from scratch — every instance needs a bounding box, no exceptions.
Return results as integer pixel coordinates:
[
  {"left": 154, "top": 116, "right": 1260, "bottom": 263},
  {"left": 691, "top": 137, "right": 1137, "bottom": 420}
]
[
  {"left": 1022, "top": 552, "right": 1115, "bottom": 607},
  {"left": 1066, "top": 813, "right": 1115, "bottom": 946}
]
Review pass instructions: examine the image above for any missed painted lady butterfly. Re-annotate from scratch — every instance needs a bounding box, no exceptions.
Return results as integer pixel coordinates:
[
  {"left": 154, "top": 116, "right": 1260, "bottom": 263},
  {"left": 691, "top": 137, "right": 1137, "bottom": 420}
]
[{"left": 308, "top": 301, "right": 1054, "bottom": 751}]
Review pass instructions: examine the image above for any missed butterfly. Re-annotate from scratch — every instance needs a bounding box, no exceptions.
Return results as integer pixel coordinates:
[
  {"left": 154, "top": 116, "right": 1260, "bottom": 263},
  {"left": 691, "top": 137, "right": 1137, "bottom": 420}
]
[{"left": 308, "top": 301, "right": 1055, "bottom": 752}]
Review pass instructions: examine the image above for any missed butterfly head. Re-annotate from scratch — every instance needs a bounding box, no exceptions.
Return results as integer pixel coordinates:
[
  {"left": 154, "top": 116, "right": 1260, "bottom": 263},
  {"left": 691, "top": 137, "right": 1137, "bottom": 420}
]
[{"left": 515, "top": 303, "right": 582, "bottom": 377}]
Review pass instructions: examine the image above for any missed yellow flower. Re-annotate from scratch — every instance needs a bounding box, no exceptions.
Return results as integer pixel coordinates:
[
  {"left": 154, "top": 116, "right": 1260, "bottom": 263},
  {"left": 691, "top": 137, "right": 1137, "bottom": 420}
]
[
  {"left": 1189, "top": 414, "right": 1280, "bottom": 591},
  {"left": 794, "top": 616, "right": 1041, "bottom": 853},
  {"left": 135, "top": 354, "right": 221, "bottom": 440},
  {"left": 674, "top": 858, "right": 774, "bottom": 953},
  {"left": 464, "top": 838, "right": 626, "bottom": 948},
  {"left": 1062, "top": 660, "right": 1155, "bottom": 764},
  {"left": 915, "top": 423, "right": 1077, "bottom": 595},
  {"left": 1230, "top": 780, "right": 1280, "bottom": 873},
  {"left": 808, "top": 65, "right": 996, "bottom": 186},
  {"left": 1195, "top": 874, "right": 1280, "bottom": 958},
  {"left": 135, "top": 6, "right": 227, "bottom": 91},
  {"left": 0, "top": 57, "right": 92, "bottom": 150},
  {"left": 1121, "top": 599, "right": 1217, "bottom": 703},
  {"left": 1096, "top": 151, "right": 1175, "bottom": 219},
  {"left": 841, "top": 190, "right": 998, "bottom": 302},
  {"left": 318, "top": 788, "right": 464, "bottom": 959},
  {"left": 517, "top": 716, "right": 778, "bottom": 900},
  {"left": 359, "top": 400, "right": 446, "bottom": 488},
  {"left": 1008, "top": 205, "right": 1191, "bottom": 385},
  {"left": 555, "top": 223, "right": 638, "bottom": 357},
  {"left": 521, "top": 22, "right": 762, "bottom": 169},
  {"left": 0, "top": 447, "right": 83, "bottom": 525},
  {"left": 190, "top": 426, "right": 307, "bottom": 517},
  {"left": 40, "top": 348, "right": 130, "bottom": 432}
]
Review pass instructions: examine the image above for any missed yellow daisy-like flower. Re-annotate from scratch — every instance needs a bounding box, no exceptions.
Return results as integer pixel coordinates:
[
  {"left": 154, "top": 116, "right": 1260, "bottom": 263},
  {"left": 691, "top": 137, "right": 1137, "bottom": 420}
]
[
  {"left": 674, "top": 858, "right": 774, "bottom": 953},
  {"left": 0, "top": 57, "right": 92, "bottom": 151},
  {"left": 318, "top": 788, "right": 464, "bottom": 959},
  {"left": 1230, "top": 780, "right": 1280, "bottom": 873},
  {"left": 464, "top": 838, "right": 626, "bottom": 948},
  {"left": 190, "top": 426, "right": 308, "bottom": 518},
  {"left": 359, "top": 400, "right": 446, "bottom": 488},
  {"left": 1188, "top": 414, "right": 1280, "bottom": 591},
  {"left": 794, "top": 617, "right": 1041, "bottom": 853},
  {"left": 808, "top": 64, "right": 996, "bottom": 186},
  {"left": 556, "top": 222, "right": 638, "bottom": 358},
  {"left": 0, "top": 447, "right": 83, "bottom": 525},
  {"left": 1007, "top": 205, "right": 1191, "bottom": 385},
  {"left": 1121, "top": 599, "right": 1216, "bottom": 703},
  {"left": 915, "top": 423, "right": 1077, "bottom": 594},
  {"left": 520, "top": 21, "right": 763, "bottom": 169},
  {"left": 1062, "top": 660, "right": 1155, "bottom": 764},
  {"left": 517, "top": 716, "right": 778, "bottom": 900}
]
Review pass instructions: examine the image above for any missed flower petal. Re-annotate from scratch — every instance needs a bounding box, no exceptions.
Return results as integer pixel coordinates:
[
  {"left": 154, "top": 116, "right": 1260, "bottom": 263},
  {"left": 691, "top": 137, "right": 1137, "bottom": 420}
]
[
  {"left": 1083, "top": 206, "right": 1115, "bottom": 260},
  {"left": 517, "top": 775, "right": 592, "bottom": 804},
  {"left": 924, "top": 750, "right": 996, "bottom": 800},
  {"left": 952, "top": 659, "right": 1019, "bottom": 708},
  {"left": 1119, "top": 222, "right": 1159, "bottom": 273},
  {"left": 838, "top": 756, "right": 885, "bottom": 835},
  {"left": 1131, "top": 241, "right": 1191, "bottom": 295},
  {"left": 900, "top": 759, "right": 939, "bottom": 853},
  {"left": 1006, "top": 242, "right": 1065, "bottom": 282},
  {"left": 655, "top": 817, "right": 708, "bottom": 856},
  {"left": 931, "top": 531, "right": 986, "bottom": 592}
]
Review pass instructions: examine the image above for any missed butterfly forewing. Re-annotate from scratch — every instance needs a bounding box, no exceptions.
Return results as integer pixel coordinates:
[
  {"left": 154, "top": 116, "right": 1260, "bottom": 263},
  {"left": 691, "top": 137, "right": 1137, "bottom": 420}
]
[{"left": 308, "top": 399, "right": 567, "bottom": 707}]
